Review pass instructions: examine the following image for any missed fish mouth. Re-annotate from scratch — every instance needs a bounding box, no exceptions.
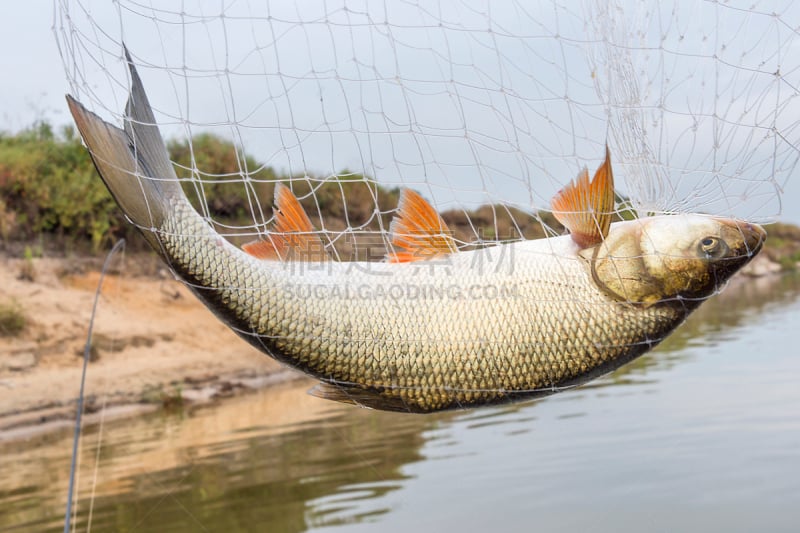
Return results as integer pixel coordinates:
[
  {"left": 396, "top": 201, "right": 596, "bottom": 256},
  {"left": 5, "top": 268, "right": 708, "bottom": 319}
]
[
  {"left": 717, "top": 219, "right": 766, "bottom": 269},
  {"left": 735, "top": 220, "right": 767, "bottom": 258},
  {"left": 699, "top": 219, "right": 767, "bottom": 293}
]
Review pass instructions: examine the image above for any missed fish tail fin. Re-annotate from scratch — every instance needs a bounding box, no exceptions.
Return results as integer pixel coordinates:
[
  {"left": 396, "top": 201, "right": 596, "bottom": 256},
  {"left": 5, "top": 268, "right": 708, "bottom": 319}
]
[{"left": 66, "top": 46, "right": 183, "bottom": 243}]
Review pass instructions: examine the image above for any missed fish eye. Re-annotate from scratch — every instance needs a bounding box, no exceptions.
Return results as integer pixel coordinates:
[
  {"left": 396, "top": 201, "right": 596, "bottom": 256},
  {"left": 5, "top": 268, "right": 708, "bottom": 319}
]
[{"left": 698, "top": 236, "right": 728, "bottom": 258}]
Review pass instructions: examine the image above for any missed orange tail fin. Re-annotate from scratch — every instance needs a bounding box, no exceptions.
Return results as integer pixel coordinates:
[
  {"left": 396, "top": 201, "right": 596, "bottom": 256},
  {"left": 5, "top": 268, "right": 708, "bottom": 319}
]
[
  {"left": 387, "top": 189, "right": 457, "bottom": 263},
  {"left": 551, "top": 146, "right": 615, "bottom": 248}
]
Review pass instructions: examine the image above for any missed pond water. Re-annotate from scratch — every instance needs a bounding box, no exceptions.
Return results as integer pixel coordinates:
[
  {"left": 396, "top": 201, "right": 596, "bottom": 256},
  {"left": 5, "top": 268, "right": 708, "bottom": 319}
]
[{"left": 2, "top": 272, "right": 800, "bottom": 532}]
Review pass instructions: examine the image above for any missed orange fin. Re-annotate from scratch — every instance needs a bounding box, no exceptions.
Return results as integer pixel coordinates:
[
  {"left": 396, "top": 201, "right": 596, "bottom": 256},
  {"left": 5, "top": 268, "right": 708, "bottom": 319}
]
[
  {"left": 551, "top": 146, "right": 615, "bottom": 248},
  {"left": 387, "top": 189, "right": 457, "bottom": 263},
  {"left": 242, "top": 183, "right": 329, "bottom": 261},
  {"left": 241, "top": 236, "right": 284, "bottom": 260}
]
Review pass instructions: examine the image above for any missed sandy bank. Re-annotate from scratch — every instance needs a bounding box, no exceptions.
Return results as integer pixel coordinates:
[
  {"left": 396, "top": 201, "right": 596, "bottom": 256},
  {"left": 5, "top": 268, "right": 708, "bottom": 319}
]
[{"left": 0, "top": 253, "right": 298, "bottom": 441}]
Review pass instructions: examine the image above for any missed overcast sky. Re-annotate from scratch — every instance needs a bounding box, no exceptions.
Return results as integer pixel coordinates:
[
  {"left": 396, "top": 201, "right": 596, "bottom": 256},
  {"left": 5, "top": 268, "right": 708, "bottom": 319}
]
[
  {"left": 0, "top": 5, "right": 70, "bottom": 131},
  {"left": 3, "top": 2, "right": 799, "bottom": 224}
]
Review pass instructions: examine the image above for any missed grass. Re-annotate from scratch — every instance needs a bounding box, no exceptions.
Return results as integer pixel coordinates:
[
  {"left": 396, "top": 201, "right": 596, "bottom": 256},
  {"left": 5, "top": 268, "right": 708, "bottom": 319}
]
[
  {"left": 0, "top": 299, "right": 26, "bottom": 337},
  {"left": 141, "top": 383, "right": 184, "bottom": 410},
  {"left": 17, "top": 245, "right": 37, "bottom": 282}
]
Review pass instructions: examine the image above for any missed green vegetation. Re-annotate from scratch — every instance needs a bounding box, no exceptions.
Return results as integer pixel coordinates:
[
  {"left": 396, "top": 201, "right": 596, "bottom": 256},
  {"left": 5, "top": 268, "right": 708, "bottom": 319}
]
[
  {"left": 761, "top": 222, "right": 800, "bottom": 271},
  {"left": 0, "top": 120, "right": 798, "bottom": 271},
  {"left": 0, "top": 120, "right": 555, "bottom": 257},
  {"left": 169, "top": 134, "right": 403, "bottom": 237},
  {"left": 0, "top": 122, "right": 125, "bottom": 251},
  {"left": 0, "top": 299, "right": 26, "bottom": 337},
  {"left": 0, "top": 122, "right": 406, "bottom": 253},
  {"left": 141, "top": 382, "right": 184, "bottom": 409},
  {"left": 18, "top": 245, "right": 38, "bottom": 281},
  {"left": 169, "top": 133, "right": 278, "bottom": 223}
]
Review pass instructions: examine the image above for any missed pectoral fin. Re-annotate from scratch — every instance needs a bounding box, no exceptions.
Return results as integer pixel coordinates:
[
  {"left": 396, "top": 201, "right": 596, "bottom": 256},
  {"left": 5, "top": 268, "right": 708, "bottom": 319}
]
[
  {"left": 308, "top": 382, "right": 416, "bottom": 413},
  {"left": 242, "top": 183, "right": 329, "bottom": 261},
  {"left": 551, "top": 146, "right": 615, "bottom": 248},
  {"left": 387, "top": 188, "right": 457, "bottom": 262}
]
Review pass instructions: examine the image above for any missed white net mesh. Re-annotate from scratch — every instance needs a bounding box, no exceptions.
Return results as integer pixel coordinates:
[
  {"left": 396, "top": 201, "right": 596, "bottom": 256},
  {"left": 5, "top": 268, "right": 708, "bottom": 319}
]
[
  {"left": 55, "top": 0, "right": 800, "bottom": 252},
  {"left": 47, "top": 3, "right": 798, "bottom": 523}
]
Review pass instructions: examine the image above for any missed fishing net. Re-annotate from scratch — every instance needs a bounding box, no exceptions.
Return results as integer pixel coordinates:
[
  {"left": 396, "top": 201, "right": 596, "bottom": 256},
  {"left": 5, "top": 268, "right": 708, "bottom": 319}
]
[
  {"left": 49, "top": 2, "right": 799, "bottom": 527},
  {"left": 55, "top": 0, "right": 800, "bottom": 259}
]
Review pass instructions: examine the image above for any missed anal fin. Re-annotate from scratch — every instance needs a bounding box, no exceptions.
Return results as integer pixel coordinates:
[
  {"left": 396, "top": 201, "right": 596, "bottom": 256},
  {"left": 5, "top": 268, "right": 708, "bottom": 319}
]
[
  {"left": 242, "top": 183, "right": 329, "bottom": 262},
  {"left": 387, "top": 188, "right": 457, "bottom": 263}
]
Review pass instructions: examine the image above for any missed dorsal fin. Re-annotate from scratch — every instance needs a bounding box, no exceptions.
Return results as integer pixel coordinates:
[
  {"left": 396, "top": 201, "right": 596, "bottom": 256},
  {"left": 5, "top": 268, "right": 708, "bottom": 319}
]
[
  {"left": 551, "top": 146, "right": 615, "bottom": 248},
  {"left": 387, "top": 188, "right": 457, "bottom": 263},
  {"left": 242, "top": 183, "right": 329, "bottom": 261}
]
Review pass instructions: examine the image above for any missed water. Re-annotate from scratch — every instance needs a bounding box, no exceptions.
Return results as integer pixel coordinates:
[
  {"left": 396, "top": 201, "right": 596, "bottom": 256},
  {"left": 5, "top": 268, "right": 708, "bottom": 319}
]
[{"left": 2, "top": 273, "right": 800, "bottom": 532}]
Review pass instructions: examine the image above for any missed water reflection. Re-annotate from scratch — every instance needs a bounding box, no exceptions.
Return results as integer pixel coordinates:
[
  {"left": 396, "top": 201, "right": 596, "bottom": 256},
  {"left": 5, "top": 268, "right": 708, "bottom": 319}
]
[
  {"left": 2, "top": 272, "right": 800, "bottom": 532},
  {"left": 595, "top": 272, "right": 800, "bottom": 386}
]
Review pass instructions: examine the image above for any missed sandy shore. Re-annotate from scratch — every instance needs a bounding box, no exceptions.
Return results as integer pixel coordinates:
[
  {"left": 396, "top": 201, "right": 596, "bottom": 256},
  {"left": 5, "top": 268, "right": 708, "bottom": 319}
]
[{"left": 0, "top": 252, "right": 297, "bottom": 441}]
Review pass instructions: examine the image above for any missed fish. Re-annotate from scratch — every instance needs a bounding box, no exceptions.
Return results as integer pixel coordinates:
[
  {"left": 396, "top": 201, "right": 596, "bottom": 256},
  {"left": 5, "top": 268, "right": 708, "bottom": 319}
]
[{"left": 65, "top": 50, "right": 766, "bottom": 413}]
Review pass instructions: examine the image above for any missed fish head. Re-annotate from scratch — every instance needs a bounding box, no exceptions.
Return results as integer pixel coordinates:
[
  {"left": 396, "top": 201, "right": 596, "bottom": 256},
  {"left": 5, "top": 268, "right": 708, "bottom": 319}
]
[{"left": 588, "top": 215, "right": 766, "bottom": 306}]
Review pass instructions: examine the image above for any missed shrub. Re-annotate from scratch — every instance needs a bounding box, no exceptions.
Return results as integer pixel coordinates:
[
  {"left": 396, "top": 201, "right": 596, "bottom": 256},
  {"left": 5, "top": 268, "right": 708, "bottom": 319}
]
[
  {"left": 0, "top": 300, "right": 26, "bottom": 337},
  {"left": 0, "top": 122, "right": 128, "bottom": 251}
]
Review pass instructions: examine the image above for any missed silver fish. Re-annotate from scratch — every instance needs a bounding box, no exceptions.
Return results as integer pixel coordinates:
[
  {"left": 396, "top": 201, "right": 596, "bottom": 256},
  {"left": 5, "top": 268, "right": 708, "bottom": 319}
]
[{"left": 66, "top": 52, "right": 765, "bottom": 412}]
